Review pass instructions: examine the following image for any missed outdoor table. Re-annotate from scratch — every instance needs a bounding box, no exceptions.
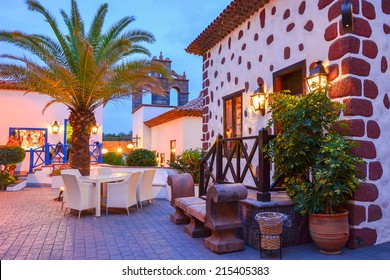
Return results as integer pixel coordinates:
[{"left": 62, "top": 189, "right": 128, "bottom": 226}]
[{"left": 80, "top": 172, "right": 131, "bottom": 217}]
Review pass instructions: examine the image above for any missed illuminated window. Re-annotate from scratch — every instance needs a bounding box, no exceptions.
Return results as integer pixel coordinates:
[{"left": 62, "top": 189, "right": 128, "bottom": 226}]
[{"left": 223, "top": 90, "right": 243, "bottom": 139}]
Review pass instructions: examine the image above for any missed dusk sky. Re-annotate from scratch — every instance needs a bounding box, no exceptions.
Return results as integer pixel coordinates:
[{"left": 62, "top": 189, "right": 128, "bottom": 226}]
[{"left": 0, "top": 0, "right": 232, "bottom": 133}]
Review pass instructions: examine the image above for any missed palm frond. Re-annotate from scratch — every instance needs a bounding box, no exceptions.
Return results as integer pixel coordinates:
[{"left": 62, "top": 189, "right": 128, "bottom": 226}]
[
  {"left": 26, "top": 0, "right": 74, "bottom": 70},
  {"left": 121, "top": 29, "right": 155, "bottom": 44},
  {"left": 87, "top": 3, "right": 108, "bottom": 47},
  {"left": 94, "top": 16, "right": 135, "bottom": 60}
]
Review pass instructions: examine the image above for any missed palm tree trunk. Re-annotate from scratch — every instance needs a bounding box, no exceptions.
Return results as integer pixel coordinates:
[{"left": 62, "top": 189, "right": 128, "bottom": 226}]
[{"left": 68, "top": 109, "right": 96, "bottom": 176}]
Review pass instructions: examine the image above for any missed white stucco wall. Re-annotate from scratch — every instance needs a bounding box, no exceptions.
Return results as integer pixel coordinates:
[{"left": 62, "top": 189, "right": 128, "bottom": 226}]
[
  {"left": 0, "top": 89, "right": 103, "bottom": 172},
  {"left": 150, "top": 117, "right": 202, "bottom": 166},
  {"left": 200, "top": 0, "right": 390, "bottom": 245},
  {"left": 132, "top": 105, "right": 174, "bottom": 150},
  {"left": 203, "top": 0, "right": 332, "bottom": 144}
]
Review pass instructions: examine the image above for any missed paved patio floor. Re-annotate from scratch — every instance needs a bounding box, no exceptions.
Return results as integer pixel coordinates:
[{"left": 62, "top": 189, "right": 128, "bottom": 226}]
[{"left": 0, "top": 186, "right": 389, "bottom": 260}]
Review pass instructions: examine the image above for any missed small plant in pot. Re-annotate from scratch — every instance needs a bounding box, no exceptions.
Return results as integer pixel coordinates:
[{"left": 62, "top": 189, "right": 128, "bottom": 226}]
[{"left": 264, "top": 86, "right": 364, "bottom": 254}]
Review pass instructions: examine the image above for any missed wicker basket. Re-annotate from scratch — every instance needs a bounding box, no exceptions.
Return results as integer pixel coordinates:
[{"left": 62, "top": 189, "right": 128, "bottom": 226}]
[{"left": 255, "top": 212, "right": 284, "bottom": 250}]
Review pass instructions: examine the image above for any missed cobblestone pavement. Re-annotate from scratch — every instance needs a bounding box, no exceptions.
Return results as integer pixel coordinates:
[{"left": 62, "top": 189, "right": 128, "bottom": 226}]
[{"left": 0, "top": 186, "right": 389, "bottom": 260}]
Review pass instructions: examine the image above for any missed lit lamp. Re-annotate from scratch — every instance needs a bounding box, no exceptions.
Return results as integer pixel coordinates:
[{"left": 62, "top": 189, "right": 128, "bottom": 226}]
[
  {"left": 341, "top": 0, "right": 354, "bottom": 33},
  {"left": 250, "top": 83, "right": 266, "bottom": 116},
  {"left": 91, "top": 124, "right": 98, "bottom": 134},
  {"left": 306, "top": 61, "right": 328, "bottom": 92},
  {"left": 101, "top": 148, "right": 108, "bottom": 154},
  {"left": 52, "top": 121, "right": 60, "bottom": 134},
  {"left": 127, "top": 143, "right": 134, "bottom": 150}
]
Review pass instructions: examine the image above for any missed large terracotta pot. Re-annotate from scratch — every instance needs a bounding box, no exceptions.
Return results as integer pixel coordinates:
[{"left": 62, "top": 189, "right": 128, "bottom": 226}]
[{"left": 309, "top": 209, "right": 349, "bottom": 254}]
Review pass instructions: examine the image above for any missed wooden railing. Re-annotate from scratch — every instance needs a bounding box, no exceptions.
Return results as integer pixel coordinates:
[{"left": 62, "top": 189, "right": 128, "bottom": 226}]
[
  {"left": 29, "top": 143, "right": 103, "bottom": 172},
  {"left": 199, "top": 128, "right": 275, "bottom": 202}
]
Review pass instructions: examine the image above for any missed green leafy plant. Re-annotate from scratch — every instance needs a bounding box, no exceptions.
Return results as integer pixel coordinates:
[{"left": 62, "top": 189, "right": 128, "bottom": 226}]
[
  {"left": 169, "top": 148, "right": 205, "bottom": 183},
  {"left": 264, "top": 87, "right": 364, "bottom": 215},
  {"left": 0, "top": 145, "right": 26, "bottom": 190},
  {"left": 103, "top": 152, "right": 125, "bottom": 166},
  {"left": 126, "top": 149, "right": 157, "bottom": 166}
]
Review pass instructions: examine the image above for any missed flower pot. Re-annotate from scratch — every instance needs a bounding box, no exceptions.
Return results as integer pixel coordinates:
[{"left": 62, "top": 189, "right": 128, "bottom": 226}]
[{"left": 309, "top": 210, "right": 349, "bottom": 254}]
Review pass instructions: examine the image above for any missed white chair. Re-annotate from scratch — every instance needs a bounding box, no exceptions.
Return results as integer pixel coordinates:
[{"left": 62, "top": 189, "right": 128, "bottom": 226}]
[
  {"left": 106, "top": 172, "right": 141, "bottom": 215},
  {"left": 98, "top": 167, "right": 113, "bottom": 175},
  {"left": 137, "top": 170, "right": 156, "bottom": 208},
  {"left": 60, "top": 169, "right": 82, "bottom": 211},
  {"left": 61, "top": 174, "right": 95, "bottom": 218}
]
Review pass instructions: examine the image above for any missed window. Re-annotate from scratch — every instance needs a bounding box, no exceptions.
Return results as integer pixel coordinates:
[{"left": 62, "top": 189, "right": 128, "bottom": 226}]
[
  {"left": 273, "top": 60, "right": 306, "bottom": 96},
  {"left": 170, "top": 140, "right": 176, "bottom": 163},
  {"left": 223, "top": 90, "right": 243, "bottom": 139},
  {"left": 273, "top": 60, "right": 306, "bottom": 134}
]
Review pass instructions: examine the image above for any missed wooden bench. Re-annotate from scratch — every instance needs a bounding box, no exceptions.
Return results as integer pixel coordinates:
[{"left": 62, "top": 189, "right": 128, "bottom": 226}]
[{"left": 168, "top": 173, "right": 247, "bottom": 253}]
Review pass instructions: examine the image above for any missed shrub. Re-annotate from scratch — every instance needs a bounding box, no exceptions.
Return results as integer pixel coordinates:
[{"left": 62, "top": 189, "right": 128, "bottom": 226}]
[
  {"left": 126, "top": 149, "right": 157, "bottom": 166},
  {"left": 169, "top": 148, "right": 205, "bottom": 183},
  {"left": 264, "top": 87, "right": 364, "bottom": 214},
  {"left": 0, "top": 145, "right": 26, "bottom": 166},
  {"left": 0, "top": 145, "right": 26, "bottom": 190},
  {"left": 103, "top": 152, "right": 125, "bottom": 166}
]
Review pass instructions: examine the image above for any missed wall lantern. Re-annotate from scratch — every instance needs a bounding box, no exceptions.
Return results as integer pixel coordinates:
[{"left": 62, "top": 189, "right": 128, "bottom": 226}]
[
  {"left": 52, "top": 121, "right": 60, "bottom": 134},
  {"left": 306, "top": 61, "right": 328, "bottom": 92},
  {"left": 341, "top": 0, "right": 354, "bottom": 33},
  {"left": 91, "top": 124, "right": 98, "bottom": 134},
  {"left": 250, "top": 83, "right": 266, "bottom": 116}
]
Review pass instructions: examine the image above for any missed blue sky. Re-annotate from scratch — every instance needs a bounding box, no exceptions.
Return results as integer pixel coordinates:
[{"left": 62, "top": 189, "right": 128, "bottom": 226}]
[{"left": 0, "top": 0, "right": 232, "bottom": 133}]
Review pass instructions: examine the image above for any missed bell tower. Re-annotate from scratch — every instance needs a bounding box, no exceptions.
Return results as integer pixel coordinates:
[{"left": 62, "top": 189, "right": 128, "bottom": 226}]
[{"left": 132, "top": 52, "right": 189, "bottom": 111}]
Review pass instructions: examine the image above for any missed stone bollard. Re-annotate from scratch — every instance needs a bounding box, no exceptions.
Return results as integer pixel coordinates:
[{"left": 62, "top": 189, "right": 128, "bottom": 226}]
[{"left": 204, "top": 183, "right": 248, "bottom": 254}]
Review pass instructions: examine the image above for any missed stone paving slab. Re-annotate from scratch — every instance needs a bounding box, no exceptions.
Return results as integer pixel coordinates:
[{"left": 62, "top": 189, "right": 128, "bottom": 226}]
[{"left": 0, "top": 187, "right": 389, "bottom": 260}]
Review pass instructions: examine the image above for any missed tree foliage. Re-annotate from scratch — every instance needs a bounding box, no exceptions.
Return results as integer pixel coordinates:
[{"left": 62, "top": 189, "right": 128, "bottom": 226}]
[{"left": 264, "top": 87, "right": 364, "bottom": 215}]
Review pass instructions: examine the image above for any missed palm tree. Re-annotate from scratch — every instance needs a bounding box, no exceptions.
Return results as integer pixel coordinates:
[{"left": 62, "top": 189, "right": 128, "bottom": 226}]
[{"left": 0, "top": 0, "right": 169, "bottom": 175}]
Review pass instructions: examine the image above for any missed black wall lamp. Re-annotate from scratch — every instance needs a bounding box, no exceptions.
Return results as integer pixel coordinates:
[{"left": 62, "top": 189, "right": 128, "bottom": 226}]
[{"left": 342, "top": 0, "right": 354, "bottom": 33}]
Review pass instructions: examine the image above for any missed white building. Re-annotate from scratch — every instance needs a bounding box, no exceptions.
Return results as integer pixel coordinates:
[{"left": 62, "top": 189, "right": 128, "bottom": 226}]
[
  {"left": 132, "top": 94, "right": 202, "bottom": 166},
  {"left": 0, "top": 82, "right": 103, "bottom": 173}
]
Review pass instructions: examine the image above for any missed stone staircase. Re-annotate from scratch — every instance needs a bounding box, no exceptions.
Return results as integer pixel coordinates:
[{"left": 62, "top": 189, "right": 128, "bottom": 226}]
[{"left": 6, "top": 166, "right": 54, "bottom": 192}]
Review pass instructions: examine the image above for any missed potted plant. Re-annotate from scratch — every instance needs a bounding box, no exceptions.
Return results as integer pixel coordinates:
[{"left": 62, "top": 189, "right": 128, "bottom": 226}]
[
  {"left": 0, "top": 139, "right": 26, "bottom": 191},
  {"left": 264, "top": 86, "right": 364, "bottom": 254}
]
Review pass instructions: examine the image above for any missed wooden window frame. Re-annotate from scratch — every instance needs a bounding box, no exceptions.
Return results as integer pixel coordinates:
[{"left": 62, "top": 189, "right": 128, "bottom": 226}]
[
  {"left": 273, "top": 60, "right": 307, "bottom": 96},
  {"left": 223, "top": 89, "right": 244, "bottom": 139}
]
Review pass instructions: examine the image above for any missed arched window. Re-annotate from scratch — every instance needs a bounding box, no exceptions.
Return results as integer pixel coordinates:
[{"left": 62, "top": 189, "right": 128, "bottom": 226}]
[{"left": 169, "top": 88, "right": 179, "bottom": 106}]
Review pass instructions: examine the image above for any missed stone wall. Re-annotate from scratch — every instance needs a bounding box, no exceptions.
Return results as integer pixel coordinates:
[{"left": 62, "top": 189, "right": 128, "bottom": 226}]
[
  {"left": 199, "top": 0, "right": 390, "bottom": 247},
  {"left": 322, "top": 0, "right": 390, "bottom": 248}
]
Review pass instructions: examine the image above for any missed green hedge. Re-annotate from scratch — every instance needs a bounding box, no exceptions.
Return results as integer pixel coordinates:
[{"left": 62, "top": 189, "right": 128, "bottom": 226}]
[
  {"left": 0, "top": 145, "right": 26, "bottom": 166},
  {"left": 102, "top": 152, "right": 125, "bottom": 166},
  {"left": 126, "top": 149, "right": 157, "bottom": 166}
]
